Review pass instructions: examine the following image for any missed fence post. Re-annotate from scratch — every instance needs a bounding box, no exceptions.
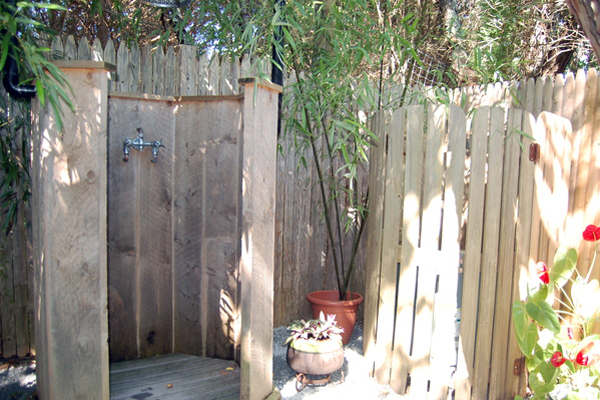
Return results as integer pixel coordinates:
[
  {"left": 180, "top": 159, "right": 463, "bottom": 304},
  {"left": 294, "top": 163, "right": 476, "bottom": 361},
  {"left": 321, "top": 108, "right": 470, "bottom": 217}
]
[
  {"left": 32, "top": 61, "right": 115, "bottom": 400},
  {"left": 238, "top": 77, "right": 282, "bottom": 400}
]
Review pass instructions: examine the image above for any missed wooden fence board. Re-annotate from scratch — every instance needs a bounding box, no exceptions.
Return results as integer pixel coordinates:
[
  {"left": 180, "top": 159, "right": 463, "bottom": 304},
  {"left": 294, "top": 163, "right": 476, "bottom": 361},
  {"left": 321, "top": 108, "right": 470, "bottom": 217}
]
[
  {"left": 568, "top": 70, "right": 588, "bottom": 245},
  {"left": 1, "top": 231, "right": 16, "bottom": 358},
  {"left": 430, "top": 104, "right": 466, "bottom": 398},
  {"left": 473, "top": 106, "right": 505, "bottom": 399},
  {"left": 391, "top": 105, "right": 424, "bottom": 394},
  {"left": 179, "top": 45, "right": 197, "bottom": 96},
  {"left": 129, "top": 43, "right": 141, "bottom": 93},
  {"left": 78, "top": 38, "right": 91, "bottom": 60},
  {"left": 582, "top": 70, "right": 600, "bottom": 281},
  {"left": 65, "top": 35, "right": 76, "bottom": 59},
  {"left": 489, "top": 109, "right": 522, "bottom": 399},
  {"left": 410, "top": 105, "right": 447, "bottom": 396},
  {"left": 201, "top": 99, "right": 243, "bottom": 359},
  {"left": 136, "top": 100, "right": 174, "bottom": 358},
  {"left": 363, "top": 110, "right": 388, "bottom": 377},
  {"left": 374, "top": 109, "right": 403, "bottom": 384},
  {"left": 104, "top": 39, "right": 116, "bottom": 91},
  {"left": 165, "top": 46, "right": 177, "bottom": 96},
  {"left": 116, "top": 43, "right": 129, "bottom": 93},
  {"left": 107, "top": 98, "right": 144, "bottom": 361},
  {"left": 92, "top": 38, "right": 103, "bottom": 61},
  {"left": 172, "top": 102, "right": 207, "bottom": 357},
  {"left": 153, "top": 46, "right": 165, "bottom": 96},
  {"left": 33, "top": 64, "right": 110, "bottom": 399},
  {"left": 507, "top": 110, "right": 536, "bottom": 397},
  {"left": 455, "top": 106, "right": 490, "bottom": 398},
  {"left": 141, "top": 44, "right": 152, "bottom": 94}
]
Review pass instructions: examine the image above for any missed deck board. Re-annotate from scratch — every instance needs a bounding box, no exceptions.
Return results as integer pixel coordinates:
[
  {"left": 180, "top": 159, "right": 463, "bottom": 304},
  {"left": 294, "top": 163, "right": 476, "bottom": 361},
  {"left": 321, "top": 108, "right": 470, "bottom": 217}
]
[{"left": 110, "top": 354, "right": 240, "bottom": 399}]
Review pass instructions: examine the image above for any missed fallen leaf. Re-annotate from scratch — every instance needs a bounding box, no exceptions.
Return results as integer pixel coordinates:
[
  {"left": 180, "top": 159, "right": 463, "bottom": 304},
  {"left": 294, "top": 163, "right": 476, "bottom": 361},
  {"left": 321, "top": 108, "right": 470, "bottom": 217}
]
[
  {"left": 226, "top": 367, "right": 234, "bottom": 371},
  {"left": 167, "top": 383, "right": 174, "bottom": 388}
]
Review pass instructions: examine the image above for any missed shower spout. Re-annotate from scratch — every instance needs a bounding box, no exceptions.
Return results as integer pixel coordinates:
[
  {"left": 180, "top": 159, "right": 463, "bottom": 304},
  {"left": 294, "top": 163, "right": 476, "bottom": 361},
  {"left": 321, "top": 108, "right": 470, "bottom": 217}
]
[{"left": 123, "top": 128, "right": 165, "bottom": 163}]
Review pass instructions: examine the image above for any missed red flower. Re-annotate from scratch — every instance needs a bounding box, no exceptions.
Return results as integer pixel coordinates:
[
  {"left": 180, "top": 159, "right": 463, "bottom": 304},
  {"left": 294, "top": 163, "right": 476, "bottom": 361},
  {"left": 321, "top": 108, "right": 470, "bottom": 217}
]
[
  {"left": 536, "top": 262, "right": 549, "bottom": 285},
  {"left": 575, "top": 341, "right": 600, "bottom": 366},
  {"left": 551, "top": 351, "right": 566, "bottom": 367},
  {"left": 582, "top": 224, "right": 600, "bottom": 242}
]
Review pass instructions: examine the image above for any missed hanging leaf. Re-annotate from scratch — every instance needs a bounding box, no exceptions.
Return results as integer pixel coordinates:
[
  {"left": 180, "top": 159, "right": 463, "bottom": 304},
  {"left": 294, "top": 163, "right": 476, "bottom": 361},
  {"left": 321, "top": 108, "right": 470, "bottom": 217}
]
[
  {"left": 551, "top": 247, "right": 577, "bottom": 289},
  {"left": 526, "top": 300, "right": 560, "bottom": 334}
]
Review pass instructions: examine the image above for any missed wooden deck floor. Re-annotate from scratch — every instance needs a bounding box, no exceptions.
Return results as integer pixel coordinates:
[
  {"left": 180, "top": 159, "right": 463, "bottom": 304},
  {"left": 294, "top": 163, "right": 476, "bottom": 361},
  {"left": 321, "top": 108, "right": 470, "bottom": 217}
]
[{"left": 110, "top": 353, "right": 241, "bottom": 400}]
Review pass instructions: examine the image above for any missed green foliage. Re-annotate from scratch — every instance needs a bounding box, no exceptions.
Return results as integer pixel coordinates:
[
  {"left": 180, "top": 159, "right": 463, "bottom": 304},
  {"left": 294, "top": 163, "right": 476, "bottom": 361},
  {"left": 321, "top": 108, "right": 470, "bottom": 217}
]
[
  {"left": 512, "top": 234, "right": 600, "bottom": 399},
  {"left": 0, "top": 0, "right": 75, "bottom": 234},
  {"left": 265, "top": 0, "right": 417, "bottom": 300}
]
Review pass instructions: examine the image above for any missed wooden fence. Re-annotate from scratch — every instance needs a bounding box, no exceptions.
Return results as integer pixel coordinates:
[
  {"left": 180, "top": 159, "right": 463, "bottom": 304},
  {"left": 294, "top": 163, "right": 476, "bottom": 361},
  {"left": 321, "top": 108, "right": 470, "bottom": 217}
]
[
  {"left": 364, "top": 73, "right": 600, "bottom": 398},
  {"left": 1, "top": 33, "right": 600, "bottom": 371}
]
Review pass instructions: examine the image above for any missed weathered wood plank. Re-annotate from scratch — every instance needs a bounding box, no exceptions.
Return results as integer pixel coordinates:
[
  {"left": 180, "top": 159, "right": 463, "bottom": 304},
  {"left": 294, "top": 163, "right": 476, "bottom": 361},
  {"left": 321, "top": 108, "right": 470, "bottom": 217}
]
[
  {"left": 373, "top": 109, "right": 402, "bottom": 385},
  {"left": 429, "top": 104, "right": 466, "bottom": 398},
  {"left": 104, "top": 39, "right": 116, "bottom": 91},
  {"left": 0, "top": 229, "right": 16, "bottom": 358},
  {"left": 141, "top": 44, "right": 153, "bottom": 94},
  {"left": 32, "top": 64, "right": 110, "bottom": 399},
  {"left": 116, "top": 42, "right": 129, "bottom": 93},
  {"left": 77, "top": 37, "right": 91, "bottom": 60},
  {"left": 473, "top": 107, "right": 505, "bottom": 399},
  {"left": 410, "top": 104, "right": 446, "bottom": 396},
  {"left": 489, "top": 109, "right": 522, "bottom": 398},
  {"left": 567, "top": 69, "right": 587, "bottom": 244},
  {"left": 128, "top": 43, "right": 141, "bottom": 93},
  {"left": 582, "top": 70, "right": 600, "bottom": 283},
  {"left": 507, "top": 110, "right": 536, "bottom": 398},
  {"left": 207, "top": 54, "right": 220, "bottom": 95},
  {"left": 107, "top": 97, "right": 143, "bottom": 362},
  {"left": 136, "top": 100, "right": 174, "bottom": 359},
  {"left": 64, "top": 35, "right": 76, "bottom": 60},
  {"left": 390, "top": 105, "right": 424, "bottom": 394},
  {"left": 92, "top": 38, "right": 103, "bottom": 61},
  {"left": 172, "top": 102, "right": 206, "bottom": 357},
  {"left": 455, "top": 106, "right": 490, "bottom": 398},
  {"left": 110, "top": 354, "right": 240, "bottom": 400},
  {"left": 179, "top": 45, "right": 198, "bottom": 96},
  {"left": 153, "top": 46, "right": 165, "bottom": 96},
  {"left": 199, "top": 99, "right": 243, "bottom": 359},
  {"left": 239, "top": 79, "right": 280, "bottom": 400},
  {"left": 165, "top": 46, "right": 177, "bottom": 96}
]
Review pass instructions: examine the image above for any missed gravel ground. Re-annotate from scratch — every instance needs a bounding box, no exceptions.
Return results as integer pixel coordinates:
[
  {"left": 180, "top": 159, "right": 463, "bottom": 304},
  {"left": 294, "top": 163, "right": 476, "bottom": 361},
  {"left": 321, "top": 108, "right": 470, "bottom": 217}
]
[
  {"left": 273, "top": 323, "right": 406, "bottom": 399},
  {"left": 0, "top": 324, "right": 407, "bottom": 400},
  {"left": 0, "top": 358, "right": 37, "bottom": 400}
]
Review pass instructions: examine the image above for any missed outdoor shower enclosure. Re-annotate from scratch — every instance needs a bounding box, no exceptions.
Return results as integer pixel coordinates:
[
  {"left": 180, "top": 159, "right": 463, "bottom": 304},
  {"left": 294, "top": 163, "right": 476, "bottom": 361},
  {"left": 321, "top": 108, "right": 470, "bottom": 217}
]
[{"left": 31, "top": 62, "right": 280, "bottom": 400}]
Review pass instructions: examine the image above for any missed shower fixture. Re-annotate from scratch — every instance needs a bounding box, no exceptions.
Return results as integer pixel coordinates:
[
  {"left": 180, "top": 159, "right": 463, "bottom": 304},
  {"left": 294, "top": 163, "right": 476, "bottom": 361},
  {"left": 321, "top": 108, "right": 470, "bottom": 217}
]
[{"left": 123, "top": 128, "right": 165, "bottom": 163}]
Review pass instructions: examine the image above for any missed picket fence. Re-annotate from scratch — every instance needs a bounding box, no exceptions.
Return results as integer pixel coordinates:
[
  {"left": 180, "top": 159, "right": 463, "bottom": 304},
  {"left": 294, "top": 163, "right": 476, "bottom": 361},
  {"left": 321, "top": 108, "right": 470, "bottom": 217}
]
[
  {"left": 1, "top": 36, "right": 599, "bottom": 400},
  {"left": 364, "top": 71, "right": 600, "bottom": 399}
]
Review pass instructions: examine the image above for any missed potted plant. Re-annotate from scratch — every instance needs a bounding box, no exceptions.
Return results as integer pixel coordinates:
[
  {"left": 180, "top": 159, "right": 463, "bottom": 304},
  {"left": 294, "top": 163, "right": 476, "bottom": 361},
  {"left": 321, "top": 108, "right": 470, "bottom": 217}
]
[
  {"left": 512, "top": 224, "right": 600, "bottom": 399},
  {"left": 285, "top": 312, "right": 345, "bottom": 378}
]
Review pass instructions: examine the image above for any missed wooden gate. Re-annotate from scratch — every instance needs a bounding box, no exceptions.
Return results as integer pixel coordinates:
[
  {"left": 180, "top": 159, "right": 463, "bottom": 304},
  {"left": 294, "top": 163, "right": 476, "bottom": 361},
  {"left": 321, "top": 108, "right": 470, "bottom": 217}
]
[{"left": 364, "top": 104, "right": 572, "bottom": 399}]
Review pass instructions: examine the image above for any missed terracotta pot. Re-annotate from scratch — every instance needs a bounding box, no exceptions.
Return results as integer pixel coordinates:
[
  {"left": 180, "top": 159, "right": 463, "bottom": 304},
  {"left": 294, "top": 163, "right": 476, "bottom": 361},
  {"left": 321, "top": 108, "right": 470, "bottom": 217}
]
[
  {"left": 287, "top": 339, "right": 344, "bottom": 375},
  {"left": 306, "top": 290, "right": 364, "bottom": 345}
]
